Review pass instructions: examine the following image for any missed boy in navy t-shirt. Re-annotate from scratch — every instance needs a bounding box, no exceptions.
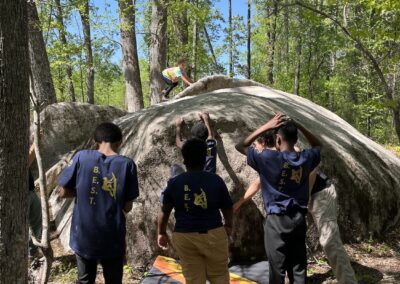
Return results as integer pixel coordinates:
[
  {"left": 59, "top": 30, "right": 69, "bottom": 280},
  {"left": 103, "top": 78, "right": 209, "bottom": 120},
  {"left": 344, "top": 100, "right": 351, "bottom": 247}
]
[
  {"left": 174, "top": 111, "right": 218, "bottom": 174},
  {"left": 236, "top": 113, "right": 321, "bottom": 284},
  {"left": 158, "top": 138, "right": 233, "bottom": 283},
  {"left": 58, "top": 122, "right": 139, "bottom": 284}
]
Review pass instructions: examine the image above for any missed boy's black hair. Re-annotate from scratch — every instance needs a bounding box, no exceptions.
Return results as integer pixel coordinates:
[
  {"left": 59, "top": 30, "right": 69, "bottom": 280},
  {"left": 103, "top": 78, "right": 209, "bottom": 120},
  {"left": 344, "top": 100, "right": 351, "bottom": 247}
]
[
  {"left": 177, "top": 57, "right": 187, "bottom": 65},
  {"left": 256, "top": 130, "right": 276, "bottom": 148},
  {"left": 182, "top": 138, "right": 207, "bottom": 169},
  {"left": 276, "top": 121, "right": 298, "bottom": 145},
  {"left": 94, "top": 122, "right": 123, "bottom": 143},
  {"left": 191, "top": 122, "right": 208, "bottom": 141}
]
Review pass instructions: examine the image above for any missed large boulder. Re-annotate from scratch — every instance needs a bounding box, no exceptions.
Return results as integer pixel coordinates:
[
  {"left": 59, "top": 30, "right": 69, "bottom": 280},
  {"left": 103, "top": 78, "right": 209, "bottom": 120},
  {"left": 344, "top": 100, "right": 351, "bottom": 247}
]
[
  {"left": 46, "top": 77, "right": 400, "bottom": 266},
  {"left": 32, "top": 102, "right": 126, "bottom": 171}
]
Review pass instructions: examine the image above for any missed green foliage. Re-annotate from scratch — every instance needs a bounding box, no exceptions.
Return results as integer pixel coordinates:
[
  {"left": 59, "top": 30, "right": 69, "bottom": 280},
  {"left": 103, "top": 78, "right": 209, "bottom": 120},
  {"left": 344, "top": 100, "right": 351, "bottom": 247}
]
[
  {"left": 37, "top": 0, "right": 400, "bottom": 145},
  {"left": 50, "top": 261, "right": 78, "bottom": 283}
]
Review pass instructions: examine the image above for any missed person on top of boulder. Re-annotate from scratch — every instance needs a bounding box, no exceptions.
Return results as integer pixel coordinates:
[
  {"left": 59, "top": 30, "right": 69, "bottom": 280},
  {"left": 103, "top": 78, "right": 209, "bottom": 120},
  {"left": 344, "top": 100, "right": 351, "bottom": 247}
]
[
  {"left": 172, "top": 111, "right": 217, "bottom": 176},
  {"left": 235, "top": 113, "right": 322, "bottom": 284},
  {"left": 161, "top": 57, "right": 193, "bottom": 101},
  {"left": 158, "top": 138, "right": 233, "bottom": 284},
  {"left": 58, "top": 122, "right": 139, "bottom": 284}
]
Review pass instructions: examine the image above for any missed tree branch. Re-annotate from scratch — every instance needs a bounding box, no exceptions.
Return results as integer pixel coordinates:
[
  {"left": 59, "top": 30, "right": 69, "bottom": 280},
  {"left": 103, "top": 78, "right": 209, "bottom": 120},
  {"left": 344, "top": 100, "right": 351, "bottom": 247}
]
[{"left": 293, "top": 0, "right": 392, "bottom": 100}]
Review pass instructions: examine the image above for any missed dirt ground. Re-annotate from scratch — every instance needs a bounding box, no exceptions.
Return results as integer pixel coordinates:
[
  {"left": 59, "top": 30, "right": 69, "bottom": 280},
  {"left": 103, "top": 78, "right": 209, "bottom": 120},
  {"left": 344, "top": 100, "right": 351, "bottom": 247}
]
[{"left": 46, "top": 230, "right": 400, "bottom": 284}]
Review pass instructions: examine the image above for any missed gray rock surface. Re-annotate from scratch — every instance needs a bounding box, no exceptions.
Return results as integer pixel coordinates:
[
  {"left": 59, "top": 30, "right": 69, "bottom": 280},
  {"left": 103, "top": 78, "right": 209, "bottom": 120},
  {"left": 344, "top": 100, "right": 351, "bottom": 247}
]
[
  {"left": 32, "top": 102, "right": 126, "bottom": 171},
  {"left": 44, "top": 76, "right": 400, "bottom": 266}
]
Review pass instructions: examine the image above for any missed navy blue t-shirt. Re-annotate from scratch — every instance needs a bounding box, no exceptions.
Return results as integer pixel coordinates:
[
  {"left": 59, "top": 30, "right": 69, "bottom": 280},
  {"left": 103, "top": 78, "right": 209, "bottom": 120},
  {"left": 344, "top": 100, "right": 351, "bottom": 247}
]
[
  {"left": 58, "top": 150, "right": 139, "bottom": 259},
  {"left": 247, "top": 147, "right": 320, "bottom": 214},
  {"left": 204, "top": 139, "right": 217, "bottom": 174},
  {"left": 162, "top": 171, "right": 232, "bottom": 232}
]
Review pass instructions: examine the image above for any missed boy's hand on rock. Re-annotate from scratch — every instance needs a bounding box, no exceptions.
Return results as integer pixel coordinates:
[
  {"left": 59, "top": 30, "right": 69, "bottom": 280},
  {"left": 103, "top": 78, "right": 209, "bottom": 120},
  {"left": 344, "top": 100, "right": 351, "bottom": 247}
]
[
  {"left": 157, "top": 234, "right": 169, "bottom": 250},
  {"left": 233, "top": 201, "right": 242, "bottom": 214},
  {"left": 199, "top": 112, "right": 210, "bottom": 122},
  {"left": 175, "top": 117, "right": 184, "bottom": 127}
]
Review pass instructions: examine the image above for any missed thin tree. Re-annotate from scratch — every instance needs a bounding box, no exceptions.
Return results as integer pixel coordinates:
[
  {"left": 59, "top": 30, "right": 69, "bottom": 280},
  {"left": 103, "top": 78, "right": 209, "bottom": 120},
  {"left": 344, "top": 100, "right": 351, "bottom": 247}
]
[
  {"left": 293, "top": 5, "right": 302, "bottom": 95},
  {"left": 118, "top": 0, "right": 144, "bottom": 112},
  {"left": 203, "top": 27, "right": 222, "bottom": 73},
  {"left": 247, "top": 0, "right": 251, "bottom": 79},
  {"left": 0, "top": 0, "right": 30, "bottom": 282},
  {"left": 149, "top": 0, "right": 168, "bottom": 104},
  {"left": 191, "top": 0, "right": 198, "bottom": 81},
  {"left": 228, "top": 0, "right": 233, "bottom": 77},
  {"left": 27, "top": 0, "right": 57, "bottom": 107},
  {"left": 29, "top": 77, "right": 54, "bottom": 284},
  {"left": 283, "top": 0, "right": 289, "bottom": 70},
  {"left": 266, "top": 0, "right": 278, "bottom": 85},
  {"left": 55, "top": 0, "right": 76, "bottom": 102},
  {"left": 78, "top": 0, "right": 94, "bottom": 104}
]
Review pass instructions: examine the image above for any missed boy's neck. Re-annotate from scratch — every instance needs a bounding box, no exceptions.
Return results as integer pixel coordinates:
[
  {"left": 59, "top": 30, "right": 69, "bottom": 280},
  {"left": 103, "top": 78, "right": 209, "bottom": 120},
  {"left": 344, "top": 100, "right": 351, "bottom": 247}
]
[
  {"left": 279, "top": 144, "right": 296, "bottom": 152},
  {"left": 186, "top": 166, "right": 203, "bottom": 172},
  {"left": 97, "top": 143, "right": 118, "bottom": 156}
]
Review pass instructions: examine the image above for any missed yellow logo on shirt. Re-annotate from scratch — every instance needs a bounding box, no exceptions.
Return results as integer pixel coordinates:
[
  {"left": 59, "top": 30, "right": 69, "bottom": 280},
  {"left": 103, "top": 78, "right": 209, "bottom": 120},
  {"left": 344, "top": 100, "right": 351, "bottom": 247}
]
[
  {"left": 102, "top": 173, "right": 117, "bottom": 199},
  {"left": 290, "top": 167, "right": 303, "bottom": 184},
  {"left": 194, "top": 189, "right": 208, "bottom": 209}
]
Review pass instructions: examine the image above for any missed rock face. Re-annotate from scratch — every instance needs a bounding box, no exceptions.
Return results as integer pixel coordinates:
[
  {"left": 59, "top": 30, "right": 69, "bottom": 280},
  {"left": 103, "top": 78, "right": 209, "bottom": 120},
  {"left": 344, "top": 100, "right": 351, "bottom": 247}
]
[
  {"left": 45, "top": 77, "right": 400, "bottom": 266},
  {"left": 32, "top": 102, "right": 126, "bottom": 171}
]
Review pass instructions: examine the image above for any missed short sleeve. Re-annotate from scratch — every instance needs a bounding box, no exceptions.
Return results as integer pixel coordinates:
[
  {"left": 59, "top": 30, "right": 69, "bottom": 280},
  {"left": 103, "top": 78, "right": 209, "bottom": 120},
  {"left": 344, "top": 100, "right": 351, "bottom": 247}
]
[
  {"left": 125, "top": 161, "right": 139, "bottom": 202},
  {"left": 218, "top": 178, "right": 233, "bottom": 209},
  {"left": 176, "top": 67, "right": 183, "bottom": 77},
  {"left": 306, "top": 147, "right": 321, "bottom": 171},
  {"left": 246, "top": 147, "right": 259, "bottom": 172},
  {"left": 59, "top": 152, "right": 80, "bottom": 189}
]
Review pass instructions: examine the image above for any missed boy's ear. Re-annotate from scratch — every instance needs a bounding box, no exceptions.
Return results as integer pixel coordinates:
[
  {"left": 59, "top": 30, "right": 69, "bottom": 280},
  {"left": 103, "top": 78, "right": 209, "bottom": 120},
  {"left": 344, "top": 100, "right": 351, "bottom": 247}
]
[{"left": 276, "top": 135, "right": 282, "bottom": 147}]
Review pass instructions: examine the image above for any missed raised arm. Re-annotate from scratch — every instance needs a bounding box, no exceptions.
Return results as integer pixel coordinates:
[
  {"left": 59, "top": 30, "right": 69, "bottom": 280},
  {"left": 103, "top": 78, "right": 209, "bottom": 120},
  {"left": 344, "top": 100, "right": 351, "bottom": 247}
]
[
  {"left": 175, "top": 117, "right": 184, "bottom": 149},
  {"left": 181, "top": 74, "right": 193, "bottom": 86},
  {"left": 296, "top": 122, "right": 322, "bottom": 148},
  {"left": 199, "top": 112, "right": 213, "bottom": 139},
  {"left": 235, "top": 113, "right": 286, "bottom": 155},
  {"left": 233, "top": 178, "right": 261, "bottom": 213},
  {"left": 157, "top": 203, "right": 173, "bottom": 250}
]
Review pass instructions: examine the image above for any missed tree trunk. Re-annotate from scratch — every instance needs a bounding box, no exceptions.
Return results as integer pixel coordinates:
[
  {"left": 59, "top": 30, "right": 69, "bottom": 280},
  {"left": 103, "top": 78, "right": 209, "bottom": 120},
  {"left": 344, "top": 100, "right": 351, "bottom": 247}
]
[
  {"left": 149, "top": 0, "right": 168, "bottom": 105},
  {"left": 284, "top": 0, "right": 289, "bottom": 70},
  {"left": 393, "top": 105, "right": 400, "bottom": 143},
  {"left": 118, "top": 0, "right": 144, "bottom": 112},
  {"left": 266, "top": 0, "right": 277, "bottom": 85},
  {"left": 294, "top": 37, "right": 302, "bottom": 95},
  {"left": 294, "top": 6, "right": 302, "bottom": 95},
  {"left": 203, "top": 27, "right": 221, "bottom": 73},
  {"left": 30, "top": 92, "right": 54, "bottom": 283},
  {"left": 247, "top": 0, "right": 251, "bottom": 79},
  {"left": 0, "top": 0, "right": 30, "bottom": 282},
  {"left": 55, "top": 0, "right": 76, "bottom": 102},
  {"left": 228, "top": 0, "right": 233, "bottom": 77},
  {"left": 78, "top": 0, "right": 94, "bottom": 104},
  {"left": 27, "top": 1, "right": 57, "bottom": 107},
  {"left": 192, "top": 16, "right": 198, "bottom": 81}
]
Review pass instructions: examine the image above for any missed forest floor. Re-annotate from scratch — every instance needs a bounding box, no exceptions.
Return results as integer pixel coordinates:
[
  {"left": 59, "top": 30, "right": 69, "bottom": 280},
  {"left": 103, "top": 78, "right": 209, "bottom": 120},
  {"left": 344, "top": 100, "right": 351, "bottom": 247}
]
[{"left": 46, "top": 229, "right": 400, "bottom": 284}]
